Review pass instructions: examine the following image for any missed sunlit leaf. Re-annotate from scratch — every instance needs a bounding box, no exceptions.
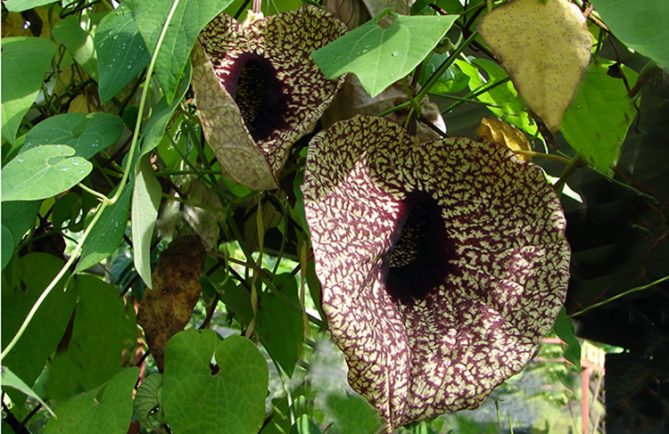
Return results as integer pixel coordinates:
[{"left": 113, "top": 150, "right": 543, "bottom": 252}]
[
  {"left": 22, "top": 113, "right": 124, "bottom": 159},
  {"left": 1, "top": 37, "right": 56, "bottom": 144},
  {"left": 479, "top": 0, "right": 592, "bottom": 131},
  {"left": 560, "top": 60, "right": 637, "bottom": 176},
  {"left": 312, "top": 10, "right": 458, "bottom": 97},
  {"left": 162, "top": 330, "right": 269, "bottom": 434},
  {"left": 44, "top": 368, "right": 139, "bottom": 434},
  {"left": 46, "top": 275, "right": 137, "bottom": 400},
  {"left": 1, "top": 145, "right": 92, "bottom": 202},
  {"left": 477, "top": 116, "right": 532, "bottom": 161},
  {"left": 94, "top": 2, "right": 150, "bottom": 102},
  {"left": 591, "top": 0, "right": 669, "bottom": 71},
  {"left": 290, "top": 415, "right": 322, "bottom": 434},
  {"left": 52, "top": 15, "right": 98, "bottom": 80},
  {"left": 138, "top": 236, "right": 205, "bottom": 370},
  {"left": 131, "top": 157, "right": 162, "bottom": 288},
  {"left": 1, "top": 253, "right": 76, "bottom": 408},
  {"left": 76, "top": 185, "right": 132, "bottom": 272},
  {"left": 553, "top": 307, "right": 581, "bottom": 368},
  {"left": 3, "top": 0, "right": 55, "bottom": 12},
  {"left": 129, "top": 0, "right": 234, "bottom": 102}
]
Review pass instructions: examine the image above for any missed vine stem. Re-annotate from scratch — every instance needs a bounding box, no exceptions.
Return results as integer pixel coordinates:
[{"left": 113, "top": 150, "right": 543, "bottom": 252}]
[
  {"left": 570, "top": 274, "right": 669, "bottom": 317},
  {"left": 1, "top": 0, "right": 183, "bottom": 363}
]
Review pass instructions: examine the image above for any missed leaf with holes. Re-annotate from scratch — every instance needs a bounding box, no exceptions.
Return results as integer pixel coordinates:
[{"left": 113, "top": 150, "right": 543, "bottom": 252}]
[
  {"left": 312, "top": 10, "right": 457, "bottom": 97},
  {"left": 162, "top": 330, "right": 268, "bottom": 434},
  {"left": 1, "top": 37, "right": 55, "bottom": 144},
  {"left": 1, "top": 145, "right": 92, "bottom": 202}
]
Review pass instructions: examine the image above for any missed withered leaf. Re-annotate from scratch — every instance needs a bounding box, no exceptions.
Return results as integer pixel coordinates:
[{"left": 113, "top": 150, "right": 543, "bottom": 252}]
[
  {"left": 477, "top": 116, "right": 532, "bottom": 161},
  {"left": 138, "top": 236, "right": 205, "bottom": 370}
]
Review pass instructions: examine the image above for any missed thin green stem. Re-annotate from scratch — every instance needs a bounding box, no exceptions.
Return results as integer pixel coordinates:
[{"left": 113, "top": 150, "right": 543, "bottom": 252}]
[
  {"left": 570, "top": 274, "right": 669, "bottom": 318},
  {"left": 0, "top": 0, "right": 183, "bottom": 363},
  {"left": 78, "top": 183, "right": 111, "bottom": 204},
  {"left": 554, "top": 156, "right": 582, "bottom": 193},
  {"left": 511, "top": 150, "right": 571, "bottom": 164}
]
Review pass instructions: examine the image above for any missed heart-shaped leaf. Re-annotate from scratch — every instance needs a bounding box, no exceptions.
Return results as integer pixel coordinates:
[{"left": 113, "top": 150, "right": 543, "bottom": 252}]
[
  {"left": 1, "top": 145, "right": 92, "bottom": 202},
  {"left": 22, "top": 113, "right": 124, "bottom": 160},
  {"left": 312, "top": 10, "right": 457, "bottom": 97},
  {"left": 162, "top": 330, "right": 268, "bottom": 434}
]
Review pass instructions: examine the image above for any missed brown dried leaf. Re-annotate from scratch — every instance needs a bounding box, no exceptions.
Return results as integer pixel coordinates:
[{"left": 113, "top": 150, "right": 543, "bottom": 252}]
[
  {"left": 477, "top": 116, "right": 532, "bottom": 161},
  {"left": 138, "top": 236, "right": 205, "bottom": 371}
]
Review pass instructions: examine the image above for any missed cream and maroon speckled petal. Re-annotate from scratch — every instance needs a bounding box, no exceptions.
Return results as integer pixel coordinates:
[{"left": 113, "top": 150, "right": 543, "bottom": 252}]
[
  {"left": 192, "top": 6, "right": 346, "bottom": 190},
  {"left": 302, "top": 115, "right": 570, "bottom": 428}
]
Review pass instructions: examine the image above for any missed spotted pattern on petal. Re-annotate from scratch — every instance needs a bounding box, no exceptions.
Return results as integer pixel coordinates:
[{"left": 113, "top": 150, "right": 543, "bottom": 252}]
[
  {"left": 192, "top": 6, "right": 346, "bottom": 190},
  {"left": 302, "top": 115, "right": 570, "bottom": 428}
]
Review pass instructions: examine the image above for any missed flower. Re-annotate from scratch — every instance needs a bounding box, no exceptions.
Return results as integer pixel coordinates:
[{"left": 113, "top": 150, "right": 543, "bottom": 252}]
[
  {"left": 191, "top": 6, "right": 346, "bottom": 190},
  {"left": 302, "top": 115, "right": 570, "bottom": 429}
]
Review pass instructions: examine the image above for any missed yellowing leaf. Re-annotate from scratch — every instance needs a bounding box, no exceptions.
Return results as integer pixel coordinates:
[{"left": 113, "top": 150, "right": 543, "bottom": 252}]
[
  {"left": 478, "top": 0, "right": 592, "bottom": 131},
  {"left": 476, "top": 116, "right": 532, "bottom": 161}
]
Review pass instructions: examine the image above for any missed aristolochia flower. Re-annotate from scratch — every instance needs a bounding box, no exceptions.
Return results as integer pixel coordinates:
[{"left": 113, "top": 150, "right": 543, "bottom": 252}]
[
  {"left": 191, "top": 6, "right": 346, "bottom": 190},
  {"left": 302, "top": 115, "right": 570, "bottom": 429}
]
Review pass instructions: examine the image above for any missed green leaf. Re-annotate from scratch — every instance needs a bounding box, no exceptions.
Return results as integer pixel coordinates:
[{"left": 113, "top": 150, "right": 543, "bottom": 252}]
[
  {"left": 1, "top": 366, "right": 55, "bottom": 416},
  {"left": 46, "top": 275, "right": 137, "bottom": 400},
  {"left": 420, "top": 53, "right": 469, "bottom": 95},
  {"left": 129, "top": 0, "right": 234, "bottom": 103},
  {"left": 162, "top": 330, "right": 269, "bottom": 434},
  {"left": 139, "top": 62, "right": 192, "bottom": 158},
  {"left": 1, "top": 253, "right": 76, "bottom": 408},
  {"left": 312, "top": 10, "right": 458, "bottom": 97},
  {"left": 131, "top": 157, "right": 162, "bottom": 288},
  {"left": 1, "top": 37, "right": 55, "bottom": 144},
  {"left": 1, "top": 225, "right": 14, "bottom": 270},
  {"left": 457, "top": 58, "right": 537, "bottom": 135},
  {"left": 22, "top": 113, "right": 124, "bottom": 160},
  {"left": 290, "top": 415, "right": 322, "bottom": 434},
  {"left": 1, "top": 200, "right": 40, "bottom": 247},
  {"left": 52, "top": 15, "right": 98, "bottom": 80},
  {"left": 44, "top": 367, "right": 139, "bottom": 434},
  {"left": 257, "top": 274, "right": 304, "bottom": 376},
  {"left": 561, "top": 60, "right": 638, "bottom": 177},
  {"left": 3, "top": 0, "right": 56, "bottom": 12},
  {"left": 553, "top": 307, "right": 581, "bottom": 368},
  {"left": 219, "top": 280, "right": 254, "bottom": 322},
  {"left": 1, "top": 145, "right": 92, "bottom": 202},
  {"left": 325, "top": 394, "right": 382, "bottom": 434},
  {"left": 590, "top": 0, "right": 669, "bottom": 71},
  {"left": 135, "top": 373, "right": 165, "bottom": 432},
  {"left": 76, "top": 185, "right": 132, "bottom": 272},
  {"left": 95, "top": 2, "right": 151, "bottom": 102}
]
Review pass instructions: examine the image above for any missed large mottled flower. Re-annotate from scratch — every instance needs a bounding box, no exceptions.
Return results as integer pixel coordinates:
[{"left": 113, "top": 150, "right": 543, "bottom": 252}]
[
  {"left": 191, "top": 6, "right": 346, "bottom": 190},
  {"left": 302, "top": 115, "right": 570, "bottom": 429}
]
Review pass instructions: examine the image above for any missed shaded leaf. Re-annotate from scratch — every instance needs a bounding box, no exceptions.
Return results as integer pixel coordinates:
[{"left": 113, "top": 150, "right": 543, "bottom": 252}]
[
  {"left": 1, "top": 37, "right": 56, "bottom": 144},
  {"left": 1, "top": 225, "right": 14, "bottom": 270},
  {"left": 1, "top": 366, "right": 55, "bottom": 416},
  {"left": 22, "top": 112, "right": 124, "bottom": 159},
  {"left": 312, "top": 10, "right": 458, "bottom": 97},
  {"left": 2, "top": 145, "right": 92, "bottom": 202},
  {"left": 554, "top": 307, "right": 581, "bottom": 368},
  {"left": 162, "top": 330, "right": 269, "bottom": 434},
  {"left": 129, "top": 0, "right": 233, "bottom": 103},
  {"left": 44, "top": 367, "right": 139, "bottom": 434},
  {"left": 290, "top": 415, "right": 322, "bottom": 434},
  {"left": 131, "top": 157, "right": 162, "bottom": 288},
  {"left": 591, "top": 0, "right": 669, "bottom": 71},
  {"left": 76, "top": 184, "right": 132, "bottom": 272},
  {"left": 477, "top": 116, "right": 532, "bottom": 161},
  {"left": 479, "top": 0, "right": 592, "bottom": 130},
  {"left": 1, "top": 253, "right": 76, "bottom": 407},
  {"left": 52, "top": 15, "right": 97, "bottom": 79},
  {"left": 561, "top": 60, "right": 638, "bottom": 176},
  {"left": 325, "top": 394, "right": 382, "bottom": 434},
  {"left": 46, "top": 275, "right": 137, "bottom": 400},
  {"left": 257, "top": 274, "right": 304, "bottom": 376},
  {"left": 138, "top": 236, "right": 205, "bottom": 370},
  {"left": 0, "top": 200, "right": 39, "bottom": 247},
  {"left": 94, "top": 2, "right": 150, "bottom": 102},
  {"left": 135, "top": 373, "right": 165, "bottom": 432}
]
